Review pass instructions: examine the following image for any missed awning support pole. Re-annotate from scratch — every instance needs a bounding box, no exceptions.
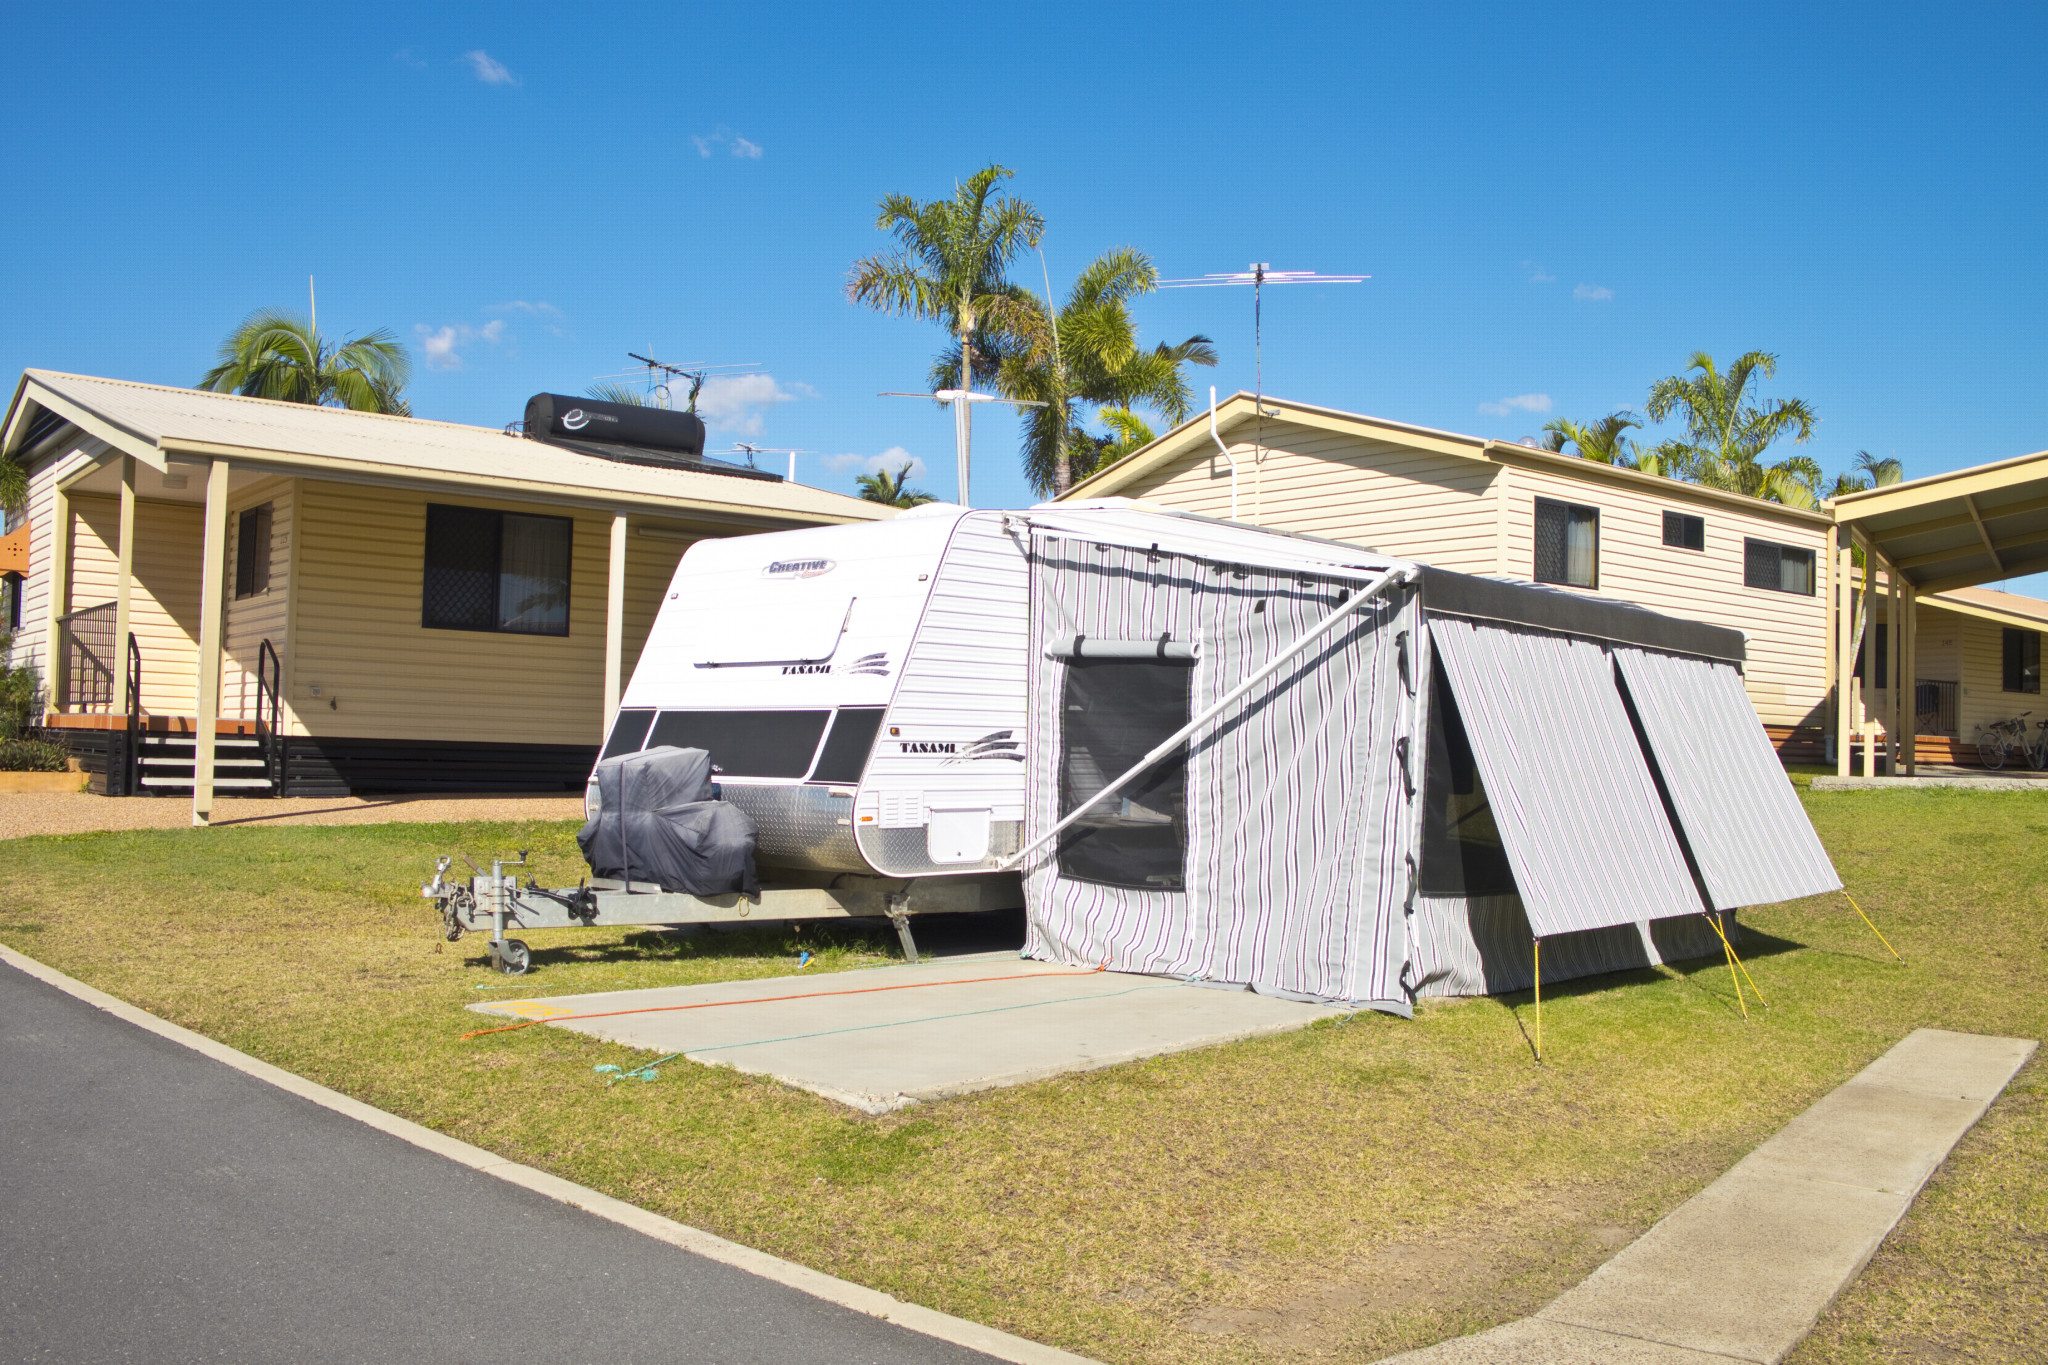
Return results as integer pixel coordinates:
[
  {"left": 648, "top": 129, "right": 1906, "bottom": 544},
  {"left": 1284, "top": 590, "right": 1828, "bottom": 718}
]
[
  {"left": 1842, "top": 890, "right": 1903, "bottom": 962},
  {"left": 1532, "top": 937, "right": 1543, "bottom": 1063},
  {"left": 998, "top": 564, "right": 1416, "bottom": 872},
  {"left": 1705, "top": 911, "right": 1767, "bottom": 1009},
  {"left": 1709, "top": 912, "right": 1750, "bottom": 1019}
]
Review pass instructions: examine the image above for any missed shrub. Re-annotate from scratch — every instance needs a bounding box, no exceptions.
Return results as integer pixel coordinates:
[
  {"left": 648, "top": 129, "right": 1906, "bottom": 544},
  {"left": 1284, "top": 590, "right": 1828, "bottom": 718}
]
[
  {"left": 0, "top": 632, "right": 41, "bottom": 740},
  {"left": 0, "top": 738, "right": 67, "bottom": 772}
]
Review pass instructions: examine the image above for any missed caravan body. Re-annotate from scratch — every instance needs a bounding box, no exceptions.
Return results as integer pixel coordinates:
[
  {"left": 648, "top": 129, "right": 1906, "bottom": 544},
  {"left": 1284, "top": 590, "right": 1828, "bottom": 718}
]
[{"left": 604, "top": 505, "right": 1034, "bottom": 879}]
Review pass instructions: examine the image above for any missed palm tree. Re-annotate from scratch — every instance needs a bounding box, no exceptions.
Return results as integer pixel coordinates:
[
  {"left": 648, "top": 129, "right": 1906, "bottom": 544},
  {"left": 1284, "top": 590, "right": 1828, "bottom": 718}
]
[
  {"left": 855, "top": 462, "right": 936, "bottom": 508},
  {"left": 1541, "top": 412, "right": 1643, "bottom": 466},
  {"left": 847, "top": 165, "right": 1046, "bottom": 485},
  {"left": 970, "top": 247, "right": 1216, "bottom": 495},
  {"left": 1826, "top": 449, "right": 1905, "bottom": 499},
  {"left": 0, "top": 453, "right": 24, "bottom": 516},
  {"left": 1644, "top": 351, "right": 1817, "bottom": 505},
  {"left": 199, "top": 309, "right": 411, "bottom": 414}
]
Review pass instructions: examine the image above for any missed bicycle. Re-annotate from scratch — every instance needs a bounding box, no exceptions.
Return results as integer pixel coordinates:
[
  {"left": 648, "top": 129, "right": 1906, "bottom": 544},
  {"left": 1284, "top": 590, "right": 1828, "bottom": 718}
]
[{"left": 1975, "top": 712, "right": 2048, "bottom": 770}]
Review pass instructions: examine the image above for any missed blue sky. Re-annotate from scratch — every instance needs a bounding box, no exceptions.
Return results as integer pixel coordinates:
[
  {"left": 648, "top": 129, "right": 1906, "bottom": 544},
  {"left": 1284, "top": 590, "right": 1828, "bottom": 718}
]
[{"left": 5, "top": 2, "right": 2046, "bottom": 580}]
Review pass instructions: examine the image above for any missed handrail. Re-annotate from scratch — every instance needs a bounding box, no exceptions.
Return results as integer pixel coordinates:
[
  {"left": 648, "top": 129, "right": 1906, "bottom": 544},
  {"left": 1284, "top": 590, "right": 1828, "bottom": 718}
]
[
  {"left": 124, "top": 633, "right": 141, "bottom": 795},
  {"left": 56, "top": 603, "right": 118, "bottom": 711},
  {"left": 255, "top": 638, "right": 283, "bottom": 792}
]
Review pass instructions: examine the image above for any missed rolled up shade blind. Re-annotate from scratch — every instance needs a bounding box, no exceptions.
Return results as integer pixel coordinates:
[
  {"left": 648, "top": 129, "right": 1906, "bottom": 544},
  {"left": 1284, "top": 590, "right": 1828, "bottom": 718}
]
[{"left": 1044, "top": 634, "right": 1200, "bottom": 661}]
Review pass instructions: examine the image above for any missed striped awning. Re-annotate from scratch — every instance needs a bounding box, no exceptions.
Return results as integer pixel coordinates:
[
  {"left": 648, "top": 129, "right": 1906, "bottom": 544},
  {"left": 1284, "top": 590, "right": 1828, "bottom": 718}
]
[
  {"left": 1428, "top": 617, "right": 1705, "bottom": 936},
  {"left": 1613, "top": 647, "right": 1841, "bottom": 909}
]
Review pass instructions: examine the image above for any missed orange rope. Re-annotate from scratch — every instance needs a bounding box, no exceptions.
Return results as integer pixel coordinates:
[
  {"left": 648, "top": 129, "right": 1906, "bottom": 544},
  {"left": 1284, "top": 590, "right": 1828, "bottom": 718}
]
[{"left": 461, "top": 964, "right": 1110, "bottom": 1040}]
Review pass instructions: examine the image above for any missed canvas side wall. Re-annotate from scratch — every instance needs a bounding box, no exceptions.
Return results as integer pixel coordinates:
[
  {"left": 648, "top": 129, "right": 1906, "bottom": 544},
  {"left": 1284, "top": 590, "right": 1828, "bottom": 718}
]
[
  {"left": 1497, "top": 460, "right": 1832, "bottom": 734},
  {"left": 1110, "top": 420, "right": 1502, "bottom": 573},
  {"left": 67, "top": 493, "right": 203, "bottom": 716},
  {"left": 288, "top": 479, "right": 687, "bottom": 746}
]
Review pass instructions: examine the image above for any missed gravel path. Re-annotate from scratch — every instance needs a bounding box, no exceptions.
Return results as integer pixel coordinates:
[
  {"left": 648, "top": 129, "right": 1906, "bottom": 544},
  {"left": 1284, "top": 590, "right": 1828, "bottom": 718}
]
[{"left": 0, "top": 792, "right": 585, "bottom": 839}]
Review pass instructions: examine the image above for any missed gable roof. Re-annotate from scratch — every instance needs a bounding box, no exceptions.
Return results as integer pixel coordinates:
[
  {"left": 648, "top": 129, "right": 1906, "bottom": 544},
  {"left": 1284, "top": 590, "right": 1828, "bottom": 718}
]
[
  {"left": 2, "top": 370, "right": 888, "bottom": 526},
  {"left": 1060, "top": 391, "right": 1831, "bottom": 527}
]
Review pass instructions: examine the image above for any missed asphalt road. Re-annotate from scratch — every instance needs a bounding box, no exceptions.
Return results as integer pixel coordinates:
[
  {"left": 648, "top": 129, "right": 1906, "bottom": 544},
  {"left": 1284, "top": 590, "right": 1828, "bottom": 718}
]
[{"left": 0, "top": 960, "right": 993, "bottom": 1364}]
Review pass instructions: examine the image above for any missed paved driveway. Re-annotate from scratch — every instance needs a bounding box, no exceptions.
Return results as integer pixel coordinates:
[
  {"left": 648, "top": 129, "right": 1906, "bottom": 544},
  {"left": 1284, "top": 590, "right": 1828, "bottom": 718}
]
[{"left": 0, "top": 960, "right": 993, "bottom": 1364}]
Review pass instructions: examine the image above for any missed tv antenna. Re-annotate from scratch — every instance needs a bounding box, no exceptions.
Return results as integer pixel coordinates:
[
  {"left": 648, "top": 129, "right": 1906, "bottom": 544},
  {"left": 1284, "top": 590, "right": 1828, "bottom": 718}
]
[
  {"left": 724, "top": 443, "right": 815, "bottom": 482},
  {"left": 879, "top": 389, "right": 1045, "bottom": 508},
  {"left": 592, "top": 352, "right": 762, "bottom": 412},
  {"left": 1157, "top": 263, "right": 1368, "bottom": 461}
]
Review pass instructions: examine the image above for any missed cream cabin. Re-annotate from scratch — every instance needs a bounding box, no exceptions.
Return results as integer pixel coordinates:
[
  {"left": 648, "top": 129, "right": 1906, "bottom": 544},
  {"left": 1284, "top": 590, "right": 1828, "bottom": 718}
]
[{"left": 0, "top": 371, "right": 891, "bottom": 820}]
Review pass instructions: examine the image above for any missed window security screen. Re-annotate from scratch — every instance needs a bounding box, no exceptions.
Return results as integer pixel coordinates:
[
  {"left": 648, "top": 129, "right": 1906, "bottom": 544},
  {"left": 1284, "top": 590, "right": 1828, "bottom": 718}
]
[
  {"left": 235, "top": 504, "right": 272, "bottom": 599},
  {"left": 646, "top": 709, "right": 831, "bottom": 779},
  {"left": 1743, "top": 538, "right": 1816, "bottom": 595},
  {"left": 1534, "top": 499, "right": 1599, "bottom": 588},
  {"left": 1056, "top": 658, "right": 1192, "bottom": 889},
  {"left": 2, "top": 572, "right": 20, "bottom": 632},
  {"left": 2004, "top": 628, "right": 2041, "bottom": 694},
  {"left": 423, "top": 504, "right": 573, "bottom": 635},
  {"left": 1662, "top": 510, "right": 1705, "bottom": 551}
]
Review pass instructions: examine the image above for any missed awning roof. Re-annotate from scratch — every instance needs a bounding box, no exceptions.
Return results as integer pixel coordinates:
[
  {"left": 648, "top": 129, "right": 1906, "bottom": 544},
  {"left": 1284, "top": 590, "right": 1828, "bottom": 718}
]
[{"left": 1832, "top": 448, "right": 2048, "bottom": 592}]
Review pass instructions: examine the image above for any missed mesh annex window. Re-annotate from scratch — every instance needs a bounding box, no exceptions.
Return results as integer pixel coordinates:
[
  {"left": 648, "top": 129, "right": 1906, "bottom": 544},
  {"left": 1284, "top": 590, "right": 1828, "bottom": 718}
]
[
  {"left": 1056, "top": 657, "right": 1192, "bottom": 890},
  {"left": 646, "top": 709, "right": 831, "bottom": 779},
  {"left": 234, "top": 503, "right": 273, "bottom": 599},
  {"left": 1662, "top": 510, "right": 1705, "bottom": 551},
  {"left": 1418, "top": 667, "right": 1517, "bottom": 898},
  {"left": 422, "top": 504, "right": 572, "bottom": 636},
  {"left": 2004, "top": 628, "right": 2041, "bottom": 694},
  {"left": 1534, "top": 499, "right": 1599, "bottom": 588},
  {"left": 1743, "top": 538, "right": 1816, "bottom": 595}
]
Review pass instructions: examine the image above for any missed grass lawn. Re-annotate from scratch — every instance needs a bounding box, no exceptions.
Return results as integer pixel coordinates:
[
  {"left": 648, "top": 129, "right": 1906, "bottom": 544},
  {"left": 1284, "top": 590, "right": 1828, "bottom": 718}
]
[{"left": 1, "top": 788, "right": 2042, "bottom": 1363}]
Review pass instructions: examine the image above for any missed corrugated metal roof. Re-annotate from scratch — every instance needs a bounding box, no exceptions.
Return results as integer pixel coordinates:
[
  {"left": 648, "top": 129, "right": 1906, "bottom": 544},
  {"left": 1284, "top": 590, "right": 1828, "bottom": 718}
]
[{"left": 14, "top": 370, "right": 888, "bottom": 524}]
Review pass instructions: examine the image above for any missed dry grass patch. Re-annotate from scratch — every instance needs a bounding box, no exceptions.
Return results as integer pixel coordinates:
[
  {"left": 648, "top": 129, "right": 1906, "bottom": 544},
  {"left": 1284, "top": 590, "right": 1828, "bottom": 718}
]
[{"left": 0, "top": 790, "right": 2042, "bottom": 1362}]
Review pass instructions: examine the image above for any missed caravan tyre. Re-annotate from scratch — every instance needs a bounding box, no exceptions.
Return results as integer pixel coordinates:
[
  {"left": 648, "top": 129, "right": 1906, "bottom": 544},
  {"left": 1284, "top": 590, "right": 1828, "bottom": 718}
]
[{"left": 496, "top": 940, "right": 531, "bottom": 975}]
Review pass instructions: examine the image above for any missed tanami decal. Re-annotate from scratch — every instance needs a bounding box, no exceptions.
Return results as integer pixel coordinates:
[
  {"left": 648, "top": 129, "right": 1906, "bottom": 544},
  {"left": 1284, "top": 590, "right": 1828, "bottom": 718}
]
[
  {"left": 889, "top": 731, "right": 1025, "bottom": 763},
  {"left": 778, "top": 652, "right": 889, "bottom": 677},
  {"left": 763, "top": 558, "right": 837, "bottom": 579}
]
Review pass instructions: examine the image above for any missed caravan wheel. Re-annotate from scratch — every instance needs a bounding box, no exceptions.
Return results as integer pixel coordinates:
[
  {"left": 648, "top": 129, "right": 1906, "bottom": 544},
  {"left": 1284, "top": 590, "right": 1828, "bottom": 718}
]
[{"left": 494, "top": 940, "right": 531, "bottom": 975}]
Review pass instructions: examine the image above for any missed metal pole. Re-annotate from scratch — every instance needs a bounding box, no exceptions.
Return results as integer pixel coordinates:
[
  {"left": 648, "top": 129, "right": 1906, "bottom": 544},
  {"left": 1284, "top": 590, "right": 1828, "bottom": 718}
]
[
  {"left": 1000, "top": 564, "right": 1415, "bottom": 871},
  {"left": 954, "top": 396, "right": 971, "bottom": 508}
]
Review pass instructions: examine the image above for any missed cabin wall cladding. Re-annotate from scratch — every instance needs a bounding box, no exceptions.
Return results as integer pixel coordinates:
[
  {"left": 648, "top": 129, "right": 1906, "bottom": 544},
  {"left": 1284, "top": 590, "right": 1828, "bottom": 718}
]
[{"left": 1021, "top": 535, "right": 1424, "bottom": 1010}]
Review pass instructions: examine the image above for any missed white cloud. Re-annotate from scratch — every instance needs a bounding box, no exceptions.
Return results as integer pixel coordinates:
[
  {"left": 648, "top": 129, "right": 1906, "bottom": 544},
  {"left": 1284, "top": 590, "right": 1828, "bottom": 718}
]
[
  {"left": 413, "top": 318, "right": 507, "bottom": 370},
  {"left": 824, "top": 447, "right": 925, "bottom": 479},
  {"left": 695, "top": 373, "right": 803, "bottom": 436},
  {"left": 1478, "top": 392, "right": 1552, "bottom": 417},
  {"left": 492, "top": 299, "right": 560, "bottom": 317},
  {"left": 1573, "top": 282, "right": 1614, "bottom": 301},
  {"left": 393, "top": 47, "right": 428, "bottom": 70},
  {"left": 465, "top": 50, "right": 517, "bottom": 85},
  {"left": 1522, "top": 261, "right": 1556, "bottom": 284},
  {"left": 691, "top": 126, "right": 764, "bottom": 159}
]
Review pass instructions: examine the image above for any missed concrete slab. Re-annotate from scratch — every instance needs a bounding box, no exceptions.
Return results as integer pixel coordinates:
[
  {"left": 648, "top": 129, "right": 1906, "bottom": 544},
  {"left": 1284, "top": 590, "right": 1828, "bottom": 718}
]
[
  {"left": 473, "top": 953, "right": 1349, "bottom": 1113},
  {"left": 1385, "top": 1028, "right": 2036, "bottom": 1364}
]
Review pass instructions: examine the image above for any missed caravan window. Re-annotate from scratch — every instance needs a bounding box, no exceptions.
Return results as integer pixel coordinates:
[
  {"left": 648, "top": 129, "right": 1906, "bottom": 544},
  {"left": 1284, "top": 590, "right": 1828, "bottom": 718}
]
[
  {"left": 600, "top": 708, "right": 656, "bottom": 759},
  {"left": 2004, "top": 628, "right": 2041, "bottom": 694},
  {"left": 235, "top": 504, "right": 273, "bottom": 599},
  {"left": 1056, "top": 658, "right": 1192, "bottom": 890},
  {"left": 1743, "top": 538, "right": 1816, "bottom": 595},
  {"left": 646, "top": 709, "right": 830, "bottom": 779}
]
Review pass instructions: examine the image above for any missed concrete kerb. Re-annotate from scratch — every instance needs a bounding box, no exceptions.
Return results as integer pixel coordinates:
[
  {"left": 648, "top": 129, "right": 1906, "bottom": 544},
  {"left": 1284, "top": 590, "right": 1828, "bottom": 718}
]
[{"left": 0, "top": 943, "right": 1092, "bottom": 1365}]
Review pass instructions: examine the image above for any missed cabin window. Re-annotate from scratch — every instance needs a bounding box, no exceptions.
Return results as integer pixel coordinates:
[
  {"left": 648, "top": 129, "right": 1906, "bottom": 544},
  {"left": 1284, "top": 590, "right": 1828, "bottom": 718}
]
[
  {"left": 1056, "top": 657, "right": 1192, "bottom": 890},
  {"left": 1662, "top": 510, "right": 1705, "bottom": 551},
  {"left": 1533, "top": 499, "right": 1599, "bottom": 588},
  {"left": 2003, "top": 628, "right": 2041, "bottom": 694},
  {"left": 1743, "top": 538, "right": 1816, "bottom": 595},
  {"left": 1418, "top": 668, "right": 1518, "bottom": 898},
  {"left": 645, "top": 709, "right": 830, "bottom": 779},
  {"left": 1, "top": 572, "right": 20, "bottom": 633},
  {"left": 234, "top": 503, "right": 273, "bottom": 599},
  {"left": 422, "top": 504, "right": 572, "bottom": 636}
]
